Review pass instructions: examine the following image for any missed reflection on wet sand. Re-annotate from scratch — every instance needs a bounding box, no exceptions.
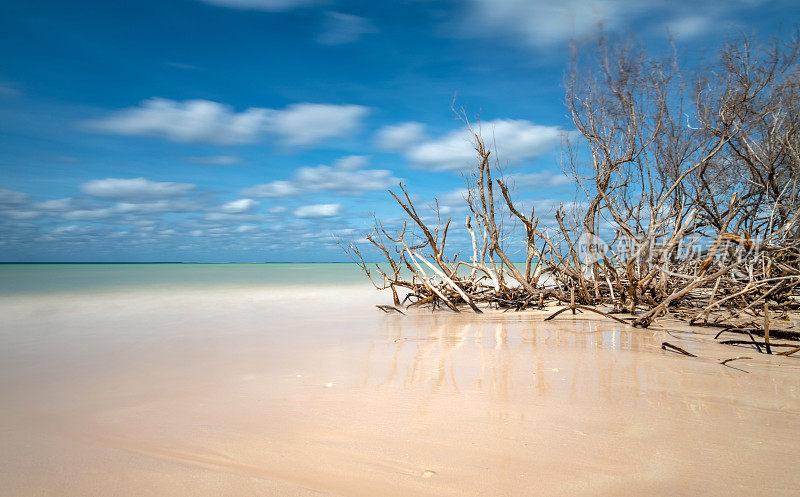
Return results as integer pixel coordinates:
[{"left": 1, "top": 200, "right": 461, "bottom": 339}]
[
  {"left": 1, "top": 288, "right": 800, "bottom": 496},
  {"left": 371, "top": 312, "right": 662, "bottom": 400}
]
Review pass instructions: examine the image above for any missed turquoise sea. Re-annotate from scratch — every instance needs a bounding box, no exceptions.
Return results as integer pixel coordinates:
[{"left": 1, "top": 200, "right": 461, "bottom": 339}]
[{"left": 0, "top": 263, "right": 369, "bottom": 296}]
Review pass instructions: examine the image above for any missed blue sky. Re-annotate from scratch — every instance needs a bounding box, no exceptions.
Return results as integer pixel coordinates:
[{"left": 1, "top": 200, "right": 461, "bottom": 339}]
[{"left": 0, "top": 0, "right": 797, "bottom": 261}]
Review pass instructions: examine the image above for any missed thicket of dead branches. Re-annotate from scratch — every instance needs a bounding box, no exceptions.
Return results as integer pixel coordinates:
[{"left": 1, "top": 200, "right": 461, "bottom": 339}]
[{"left": 340, "top": 33, "right": 800, "bottom": 353}]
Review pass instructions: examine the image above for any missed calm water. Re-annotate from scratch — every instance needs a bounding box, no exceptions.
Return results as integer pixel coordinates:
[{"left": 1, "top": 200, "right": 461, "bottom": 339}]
[{"left": 0, "top": 263, "right": 369, "bottom": 296}]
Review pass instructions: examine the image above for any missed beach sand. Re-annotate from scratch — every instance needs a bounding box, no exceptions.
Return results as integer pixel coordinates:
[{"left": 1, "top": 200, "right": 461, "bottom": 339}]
[{"left": 1, "top": 283, "right": 799, "bottom": 496}]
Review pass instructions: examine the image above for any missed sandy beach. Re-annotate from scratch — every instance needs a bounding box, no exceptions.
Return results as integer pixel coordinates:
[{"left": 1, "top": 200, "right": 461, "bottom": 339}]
[
  {"left": 3, "top": 0, "right": 799, "bottom": 494},
  {"left": 1, "top": 276, "right": 799, "bottom": 496}
]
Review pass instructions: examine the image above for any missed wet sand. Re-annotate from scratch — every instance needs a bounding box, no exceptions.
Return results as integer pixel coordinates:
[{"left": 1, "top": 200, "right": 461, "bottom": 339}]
[{"left": 1, "top": 284, "right": 799, "bottom": 496}]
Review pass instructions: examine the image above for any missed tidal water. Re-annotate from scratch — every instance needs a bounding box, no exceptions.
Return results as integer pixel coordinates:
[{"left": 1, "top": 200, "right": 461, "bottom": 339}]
[{"left": 0, "top": 263, "right": 368, "bottom": 296}]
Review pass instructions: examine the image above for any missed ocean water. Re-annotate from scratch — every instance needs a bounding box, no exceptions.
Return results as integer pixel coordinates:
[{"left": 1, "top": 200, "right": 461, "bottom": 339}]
[{"left": 0, "top": 263, "right": 370, "bottom": 296}]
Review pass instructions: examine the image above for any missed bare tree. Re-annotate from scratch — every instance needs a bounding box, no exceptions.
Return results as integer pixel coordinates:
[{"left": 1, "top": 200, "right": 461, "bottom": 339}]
[{"left": 341, "top": 32, "right": 800, "bottom": 353}]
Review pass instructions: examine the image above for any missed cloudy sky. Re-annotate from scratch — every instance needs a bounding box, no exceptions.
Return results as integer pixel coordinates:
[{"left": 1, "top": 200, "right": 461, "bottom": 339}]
[{"left": 0, "top": 0, "right": 796, "bottom": 261}]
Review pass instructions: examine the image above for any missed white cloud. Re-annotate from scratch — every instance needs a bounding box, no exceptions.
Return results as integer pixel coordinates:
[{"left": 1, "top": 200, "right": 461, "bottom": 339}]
[
  {"left": 57, "top": 199, "right": 201, "bottom": 221},
  {"left": 467, "top": 0, "right": 623, "bottom": 48},
  {"left": 84, "top": 98, "right": 269, "bottom": 145},
  {"left": 0, "top": 182, "right": 366, "bottom": 254},
  {"left": 242, "top": 180, "right": 302, "bottom": 198},
  {"left": 0, "top": 189, "right": 30, "bottom": 205},
  {"left": 665, "top": 15, "right": 715, "bottom": 39},
  {"left": 35, "top": 198, "right": 76, "bottom": 210},
  {"left": 317, "top": 12, "right": 378, "bottom": 45},
  {"left": 220, "top": 198, "right": 259, "bottom": 213},
  {"left": 0, "top": 210, "right": 40, "bottom": 220},
  {"left": 183, "top": 155, "right": 242, "bottom": 165},
  {"left": 48, "top": 225, "right": 98, "bottom": 236},
  {"left": 404, "top": 119, "right": 562, "bottom": 171},
  {"left": 263, "top": 103, "right": 370, "bottom": 146},
  {"left": 504, "top": 170, "right": 572, "bottom": 189},
  {"left": 198, "top": 0, "right": 318, "bottom": 11},
  {"left": 243, "top": 155, "right": 399, "bottom": 198},
  {"left": 60, "top": 208, "right": 118, "bottom": 221},
  {"left": 405, "top": 132, "right": 475, "bottom": 171},
  {"left": 81, "top": 178, "right": 196, "bottom": 201},
  {"left": 332, "top": 155, "right": 369, "bottom": 170},
  {"left": 374, "top": 122, "right": 427, "bottom": 150},
  {"left": 85, "top": 99, "right": 370, "bottom": 147},
  {"left": 114, "top": 200, "right": 200, "bottom": 214},
  {"left": 434, "top": 188, "right": 470, "bottom": 216},
  {"left": 0, "top": 192, "right": 68, "bottom": 220},
  {"left": 294, "top": 163, "right": 397, "bottom": 195},
  {"left": 464, "top": 0, "right": 753, "bottom": 49},
  {"left": 293, "top": 203, "right": 343, "bottom": 218}
]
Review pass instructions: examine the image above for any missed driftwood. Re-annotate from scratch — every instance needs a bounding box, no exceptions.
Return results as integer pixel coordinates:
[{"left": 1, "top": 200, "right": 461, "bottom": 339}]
[
  {"left": 545, "top": 304, "right": 629, "bottom": 325},
  {"left": 721, "top": 356, "right": 751, "bottom": 366},
  {"left": 721, "top": 356, "right": 752, "bottom": 373},
  {"left": 376, "top": 305, "right": 405, "bottom": 315},
  {"left": 661, "top": 342, "right": 698, "bottom": 357},
  {"left": 714, "top": 328, "right": 800, "bottom": 341},
  {"left": 719, "top": 340, "right": 800, "bottom": 349},
  {"left": 340, "top": 33, "right": 800, "bottom": 357}
]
